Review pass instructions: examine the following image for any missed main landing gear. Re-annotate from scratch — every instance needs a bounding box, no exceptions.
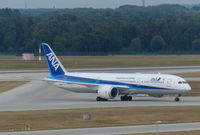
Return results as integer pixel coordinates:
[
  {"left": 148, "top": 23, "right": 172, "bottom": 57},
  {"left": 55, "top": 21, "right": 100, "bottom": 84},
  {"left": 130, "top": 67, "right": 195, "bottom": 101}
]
[
  {"left": 121, "top": 95, "right": 132, "bottom": 101},
  {"left": 96, "top": 97, "right": 108, "bottom": 101},
  {"left": 174, "top": 94, "right": 181, "bottom": 102}
]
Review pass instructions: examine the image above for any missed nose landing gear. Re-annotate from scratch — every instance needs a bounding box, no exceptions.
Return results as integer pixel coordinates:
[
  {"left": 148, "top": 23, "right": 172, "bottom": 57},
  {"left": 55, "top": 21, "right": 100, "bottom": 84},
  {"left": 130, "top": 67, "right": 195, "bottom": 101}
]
[
  {"left": 174, "top": 94, "right": 181, "bottom": 102},
  {"left": 175, "top": 97, "right": 180, "bottom": 102}
]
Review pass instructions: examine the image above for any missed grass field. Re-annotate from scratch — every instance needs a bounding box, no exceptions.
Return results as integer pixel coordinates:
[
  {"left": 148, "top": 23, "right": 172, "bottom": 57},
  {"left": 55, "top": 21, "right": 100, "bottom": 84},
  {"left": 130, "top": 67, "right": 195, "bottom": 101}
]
[
  {"left": 184, "top": 81, "right": 200, "bottom": 96},
  {"left": 176, "top": 72, "right": 200, "bottom": 78},
  {"left": 0, "top": 81, "right": 29, "bottom": 93},
  {"left": 127, "top": 130, "right": 200, "bottom": 135},
  {"left": 0, "top": 106, "right": 199, "bottom": 132},
  {"left": 0, "top": 55, "right": 200, "bottom": 70}
]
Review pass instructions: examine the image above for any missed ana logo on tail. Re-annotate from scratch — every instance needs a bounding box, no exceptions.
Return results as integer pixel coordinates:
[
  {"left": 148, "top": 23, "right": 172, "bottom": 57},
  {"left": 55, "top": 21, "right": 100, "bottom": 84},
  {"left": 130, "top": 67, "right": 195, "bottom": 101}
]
[{"left": 46, "top": 53, "right": 60, "bottom": 71}]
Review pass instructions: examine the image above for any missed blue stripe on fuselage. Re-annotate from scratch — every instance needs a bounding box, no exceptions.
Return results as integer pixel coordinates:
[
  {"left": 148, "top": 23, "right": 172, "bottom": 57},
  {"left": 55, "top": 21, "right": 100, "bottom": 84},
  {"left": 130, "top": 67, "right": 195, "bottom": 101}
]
[{"left": 48, "top": 75, "right": 171, "bottom": 90}]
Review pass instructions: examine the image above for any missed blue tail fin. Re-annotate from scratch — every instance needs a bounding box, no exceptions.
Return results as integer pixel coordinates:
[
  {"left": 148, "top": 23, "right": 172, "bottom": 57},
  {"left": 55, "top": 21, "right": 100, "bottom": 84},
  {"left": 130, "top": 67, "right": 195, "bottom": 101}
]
[{"left": 42, "top": 43, "right": 67, "bottom": 76}]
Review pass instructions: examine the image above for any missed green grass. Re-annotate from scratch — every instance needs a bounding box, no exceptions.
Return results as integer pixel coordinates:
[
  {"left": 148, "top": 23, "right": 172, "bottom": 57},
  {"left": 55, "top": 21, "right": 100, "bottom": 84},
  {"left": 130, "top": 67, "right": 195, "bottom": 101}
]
[
  {"left": 185, "top": 81, "right": 200, "bottom": 96},
  {"left": 0, "top": 81, "right": 29, "bottom": 93},
  {"left": 176, "top": 72, "right": 200, "bottom": 78},
  {"left": 0, "top": 106, "right": 199, "bottom": 132},
  {"left": 1, "top": 55, "right": 200, "bottom": 70}
]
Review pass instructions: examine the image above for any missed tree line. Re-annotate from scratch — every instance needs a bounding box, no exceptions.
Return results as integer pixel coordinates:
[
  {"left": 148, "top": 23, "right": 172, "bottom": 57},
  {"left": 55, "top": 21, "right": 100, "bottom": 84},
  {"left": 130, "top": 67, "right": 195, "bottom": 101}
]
[{"left": 1, "top": 4, "right": 200, "bottom": 55}]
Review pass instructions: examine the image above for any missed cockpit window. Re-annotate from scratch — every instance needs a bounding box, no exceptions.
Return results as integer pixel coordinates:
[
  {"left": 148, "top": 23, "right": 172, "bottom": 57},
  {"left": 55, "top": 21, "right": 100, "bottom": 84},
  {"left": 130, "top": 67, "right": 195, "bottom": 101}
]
[{"left": 178, "top": 81, "right": 187, "bottom": 84}]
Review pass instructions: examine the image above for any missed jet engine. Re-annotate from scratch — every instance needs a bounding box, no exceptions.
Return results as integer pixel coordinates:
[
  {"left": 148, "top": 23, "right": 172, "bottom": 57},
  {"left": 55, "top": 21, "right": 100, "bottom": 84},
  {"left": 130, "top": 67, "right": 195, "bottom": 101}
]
[{"left": 97, "top": 85, "right": 118, "bottom": 99}]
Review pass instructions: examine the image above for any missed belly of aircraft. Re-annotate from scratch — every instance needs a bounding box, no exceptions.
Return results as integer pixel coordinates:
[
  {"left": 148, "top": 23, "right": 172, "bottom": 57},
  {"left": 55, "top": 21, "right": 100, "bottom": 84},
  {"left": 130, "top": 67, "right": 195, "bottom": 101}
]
[
  {"left": 54, "top": 82, "right": 97, "bottom": 93},
  {"left": 129, "top": 88, "right": 182, "bottom": 95}
]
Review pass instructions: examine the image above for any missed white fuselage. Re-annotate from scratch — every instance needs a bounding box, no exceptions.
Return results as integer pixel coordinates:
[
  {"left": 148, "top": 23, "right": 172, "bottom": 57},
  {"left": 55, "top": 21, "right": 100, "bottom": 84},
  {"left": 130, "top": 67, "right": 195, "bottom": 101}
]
[
  {"left": 50, "top": 72, "right": 191, "bottom": 96},
  {"left": 42, "top": 43, "right": 192, "bottom": 101}
]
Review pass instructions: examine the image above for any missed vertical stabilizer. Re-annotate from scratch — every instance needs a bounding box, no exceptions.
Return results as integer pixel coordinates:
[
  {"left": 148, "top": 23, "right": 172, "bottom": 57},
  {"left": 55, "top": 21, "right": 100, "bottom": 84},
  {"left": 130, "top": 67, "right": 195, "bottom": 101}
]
[{"left": 42, "top": 43, "right": 67, "bottom": 76}]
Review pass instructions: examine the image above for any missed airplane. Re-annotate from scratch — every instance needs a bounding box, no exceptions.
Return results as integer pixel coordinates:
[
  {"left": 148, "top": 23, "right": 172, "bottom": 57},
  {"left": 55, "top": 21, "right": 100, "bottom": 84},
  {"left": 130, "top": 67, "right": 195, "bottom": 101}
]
[{"left": 42, "top": 43, "right": 191, "bottom": 102}]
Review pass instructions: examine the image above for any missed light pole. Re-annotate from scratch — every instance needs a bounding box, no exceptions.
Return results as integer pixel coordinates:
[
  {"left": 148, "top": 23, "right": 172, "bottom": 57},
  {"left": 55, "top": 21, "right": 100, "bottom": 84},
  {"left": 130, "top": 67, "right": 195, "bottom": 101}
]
[
  {"left": 25, "top": 0, "right": 28, "bottom": 9},
  {"left": 142, "top": 0, "right": 145, "bottom": 7}
]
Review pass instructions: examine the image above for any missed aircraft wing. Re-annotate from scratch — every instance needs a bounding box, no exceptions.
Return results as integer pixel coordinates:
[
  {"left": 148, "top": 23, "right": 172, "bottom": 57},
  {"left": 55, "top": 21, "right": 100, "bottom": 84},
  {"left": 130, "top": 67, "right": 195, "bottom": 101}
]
[{"left": 43, "top": 77, "right": 130, "bottom": 94}]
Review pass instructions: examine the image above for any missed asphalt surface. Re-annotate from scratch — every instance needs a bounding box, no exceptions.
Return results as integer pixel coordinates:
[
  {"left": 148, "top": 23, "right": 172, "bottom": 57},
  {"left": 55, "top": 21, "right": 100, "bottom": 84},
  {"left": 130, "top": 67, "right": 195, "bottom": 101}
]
[
  {"left": 1, "top": 66, "right": 200, "bottom": 81},
  {"left": 0, "top": 66, "right": 200, "bottom": 134},
  {"left": 0, "top": 80, "right": 199, "bottom": 111},
  {"left": 0, "top": 66, "right": 200, "bottom": 111},
  {"left": 0, "top": 122, "right": 200, "bottom": 135}
]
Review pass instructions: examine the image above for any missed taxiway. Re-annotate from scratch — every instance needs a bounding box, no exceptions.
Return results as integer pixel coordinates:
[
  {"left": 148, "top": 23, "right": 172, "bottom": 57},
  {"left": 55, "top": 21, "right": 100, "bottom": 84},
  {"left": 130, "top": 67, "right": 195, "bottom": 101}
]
[
  {"left": 0, "top": 66, "right": 200, "bottom": 134},
  {"left": 0, "top": 66, "right": 200, "bottom": 111},
  {"left": 0, "top": 122, "right": 200, "bottom": 135},
  {"left": 1, "top": 66, "right": 200, "bottom": 81},
  {"left": 0, "top": 80, "right": 199, "bottom": 111}
]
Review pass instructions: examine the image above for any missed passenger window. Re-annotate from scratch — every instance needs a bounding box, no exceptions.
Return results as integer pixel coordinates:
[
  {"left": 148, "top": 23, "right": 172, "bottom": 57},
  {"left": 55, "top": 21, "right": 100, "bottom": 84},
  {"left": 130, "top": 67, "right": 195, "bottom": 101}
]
[{"left": 178, "top": 81, "right": 182, "bottom": 84}]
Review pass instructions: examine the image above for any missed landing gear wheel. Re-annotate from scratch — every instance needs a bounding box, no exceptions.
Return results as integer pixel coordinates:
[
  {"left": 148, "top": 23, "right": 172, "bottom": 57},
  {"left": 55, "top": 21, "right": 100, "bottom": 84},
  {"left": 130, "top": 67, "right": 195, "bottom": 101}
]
[
  {"left": 120, "top": 96, "right": 125, "bottom": 101},
  {"left": 174, "top": 94, "right": 181, "bottom": 102},
  {"left": 175, "top": 97, "right": 180, "bottom": 102},
  {"left": 128, "top": 96, "right": 132, "bottom": 101},
  {"left": 96, "top": 97, "right": 101, "bottom": 101},
  {"left": 120, "top": 96, "right": 132, "bottom": 101},
  {"left": 96, "top": 97, "right": 108, "bottom": 101}
]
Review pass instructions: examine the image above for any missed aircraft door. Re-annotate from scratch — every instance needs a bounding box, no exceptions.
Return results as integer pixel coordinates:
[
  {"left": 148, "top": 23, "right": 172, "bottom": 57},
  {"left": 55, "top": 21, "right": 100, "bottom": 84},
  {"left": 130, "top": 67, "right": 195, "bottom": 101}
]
[{"left": 166, "top": 79, "right": 172, "bottom": 87}]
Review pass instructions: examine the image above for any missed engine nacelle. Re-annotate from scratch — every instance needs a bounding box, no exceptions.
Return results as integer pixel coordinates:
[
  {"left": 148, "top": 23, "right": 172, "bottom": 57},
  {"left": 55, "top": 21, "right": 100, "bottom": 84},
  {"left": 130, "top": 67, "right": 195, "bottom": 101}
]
[
  {"left": 148, "top": 94, "right": 164, "bottom": 98},
  {"left": 97, "top": 85, "right": 118, "bottom": 99}
]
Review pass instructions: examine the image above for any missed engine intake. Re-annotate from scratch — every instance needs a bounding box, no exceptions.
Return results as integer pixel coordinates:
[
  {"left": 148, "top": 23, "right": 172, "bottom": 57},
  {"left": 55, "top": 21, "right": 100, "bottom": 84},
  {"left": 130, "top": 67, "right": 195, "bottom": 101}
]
[{"left": 97, "top": 85, "right": 118, "bottom": 99}]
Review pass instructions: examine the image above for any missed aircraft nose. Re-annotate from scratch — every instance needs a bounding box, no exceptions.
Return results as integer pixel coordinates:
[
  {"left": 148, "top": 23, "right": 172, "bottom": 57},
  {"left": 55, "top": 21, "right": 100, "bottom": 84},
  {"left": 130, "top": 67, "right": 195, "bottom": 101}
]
[{"left": 185, "top": 84, "right": 191, "bottom": 92}]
